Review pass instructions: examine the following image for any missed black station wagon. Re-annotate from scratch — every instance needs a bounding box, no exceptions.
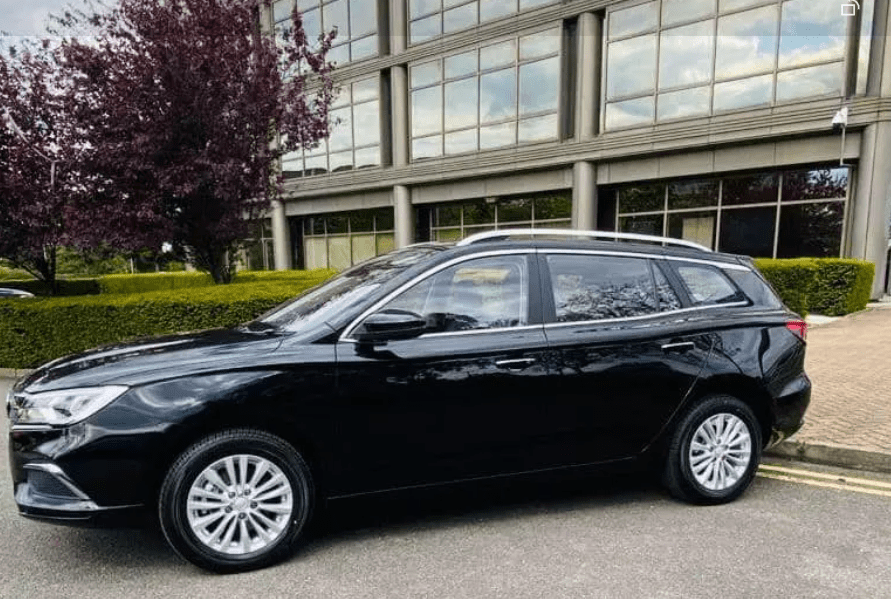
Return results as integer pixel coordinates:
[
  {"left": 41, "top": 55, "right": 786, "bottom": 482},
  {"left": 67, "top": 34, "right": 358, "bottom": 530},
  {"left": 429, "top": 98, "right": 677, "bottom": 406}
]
[{"left": 7, "top": 229, "right": 811, "bottom": 572}]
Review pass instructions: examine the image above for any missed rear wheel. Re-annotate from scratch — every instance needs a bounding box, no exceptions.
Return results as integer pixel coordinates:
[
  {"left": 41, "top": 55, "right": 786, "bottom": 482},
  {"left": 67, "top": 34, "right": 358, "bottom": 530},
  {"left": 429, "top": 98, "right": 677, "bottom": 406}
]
[
  {"left": 663, "top": 395, "right": 762, "bottom": 504},
  {"left": 159, "top": 429, "right": 313, "bottom": 572}
]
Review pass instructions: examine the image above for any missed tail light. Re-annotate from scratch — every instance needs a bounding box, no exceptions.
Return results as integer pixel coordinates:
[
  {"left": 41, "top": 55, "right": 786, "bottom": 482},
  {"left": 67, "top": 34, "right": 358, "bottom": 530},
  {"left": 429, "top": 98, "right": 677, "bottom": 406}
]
[{"left": 786, "top": 320, "right": 807, "bottom": 341}]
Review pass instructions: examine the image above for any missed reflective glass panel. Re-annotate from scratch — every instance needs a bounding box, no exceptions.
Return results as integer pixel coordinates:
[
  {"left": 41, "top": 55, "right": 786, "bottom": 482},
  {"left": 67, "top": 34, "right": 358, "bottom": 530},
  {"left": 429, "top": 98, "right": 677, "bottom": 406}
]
[
  {"left": 605, "top": 96, "right": 655, "bottom": 128},
  {"left": 777, "top": 201, "right": 843, "bottom": 258},
  {"left": 328, "top": 43, "right": 350, "bottom": 65},
  {"left": 856, "top": 0, "right": 875, "bottom": 95},
  {"left": 715, "top": 5, "right": 779, "bottom": 79},
  {"left": 444, "top": 78, "right": 479, "bottom": 129},
  {"left": 775, "top": 62, "right": 842, "bottom": 102},
  {"left": 411, "top": 61, "right": 442, "bottom": 88},
  {"left": 668, "top": 211, "right": 717, "bottom": 248},
  {"left": 659, "top": 21, "right": 714, "bottom": 90},
  {"left": 412, "top": 86, "right": 442, "bottom": 137},
  {"left": 351, "top": 35, "right": 378, "bottom": 60},
  {"left": 350, "top": 0, "right": 377, "bottom": 36},
  {"left": 479, "top": 68, "right": 517, "bottom": 123},
  {"left": 782, "top": 167, "right": 848, "bottom": 202},
  {"left": 411, "top": 14, "right": 441, "bottom": 43},
  {"left": 445, "top": 51, "right": 477, "bottom": 78},
  {"left": 480, "top": 40, "right": 516, "bottom": 70},
  {"left": 498, "top": 198, "right": 533, "bottom": 222},
  {"left": 713, "top": 74, "right": 773, "bottom": 111},
  {"left": 274, "top": 0, "right": 293, "bottom": 22},
  {"left": 324, "top": 0, "right": 349, "bottom": 32},
  {"left": 444, "top": 0, "right": 468, "bottom": 7},
  {"left": 329, "top": 150, "right": 353, "bottom": 172},
  {"left": 479, "top": 121, "right": 516, "bottom": 149},
  {"left": 303, "top": 8, "right": 322, "bottom": 40},
  {"left": 328, "top": 107, "right": 353, "bottom": 151},
  {"left": 654, "top": 264, "right": 683, "bottom": 310},
  {"left": 662, "top": 0, "right": 715, "bottom": 27},
  {"left": 609, "top": 2, "right": 658, "bottom": 39},
  {"left": 413, "top": 134, "right": 443, "bottom": 159},
  {"left": 352, "top": 101, "right": 380, "bottom": 146},
  {"left": 352, "top": 234, "right": 376, "bottom": 265},
  {"left": 668, "top": 180, "right": 718, "bottom": 209},
  {"left": 436, "top": 205, "right": 462, "bottom": 226},
  {"left": 411, "top": 0, "right": 440, "bottom": 18},
  {"left": 606, "top": 34, "right": 657, "bottom": 99},
  {"left": 520, "top": 30, "right": 561, "bottom": 60},
  {"left": 518, "top": 114, "right": 558, "bottom": 142},
  {"left": 444, "top": 3, "right": 477, "bottom": 33},
  {"left": 352, "top": 77, "right": 378, "bottom": 102},
  {"left": 778, "top": 0, "right": 846, "bottom": 68},
  {"left": 354, "top": 146, "right": 379, "bottom": 168},
  {"left": 718, "top": 206, "right": 776, "bottom": 256},
  {"left": 619, "top": 214, "right": 664, "bottom": 236},
  {"left": 675, "top": 264, "right": 742, "bottom": 304},
  {"left": 719, "top": 0, "right": 763, "bottom": 12},
  {"left": 519, "top": 57, "right": 559, "bottom": 115},
  {"left": 445, "top": 129, "right": 478, "bottom": 154},
  {"left": 722, "top": 173, "right": 779, "bottom": 205},
  {"left": 304, "top": 153, "right": 327, "bottom": 175},
  {"left": 535, "top": 195, "right": 572, "bottom": 219},
  {"left": 376, "top": 234, "right": 396, "bottom": 254},
  {"left": 480, "top": 0, "right": 516, "bottom": 21},
  {"left": 619, "top": 184, "right": 665, "bottom": 213},
  {"left": 657, "top": 86, "right": 710, "bottom": 120}
]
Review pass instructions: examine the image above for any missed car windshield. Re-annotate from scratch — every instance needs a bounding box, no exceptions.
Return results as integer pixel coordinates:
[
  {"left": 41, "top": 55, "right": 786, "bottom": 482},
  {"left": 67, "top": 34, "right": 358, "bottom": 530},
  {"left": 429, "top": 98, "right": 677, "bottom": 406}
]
[{"left": 253, "top": 246, "right": 444, "bottom": 332}]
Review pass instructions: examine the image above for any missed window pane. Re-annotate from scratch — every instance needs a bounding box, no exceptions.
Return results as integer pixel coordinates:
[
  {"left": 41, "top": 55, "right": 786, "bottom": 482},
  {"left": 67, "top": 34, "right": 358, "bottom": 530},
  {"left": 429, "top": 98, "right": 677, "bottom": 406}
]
[
  {"left": 332, "top": 82, "right": 351, "bottom": 108},
  {"left": 659, "top": 21, "right": 714, "bottom": 90},
  {"left": 657, "top": 86, "right": 710, "bottom": 120},
  {"left": 323, "top": 0, "right": 349, "bottom": 35},
  {"left": 723, "top": 173, "right": 779, "bottom": 206},
  {"left": 713, "top": 74, "right": 773, "bottom": 111},
  {"left": 605, "top": 96, "right": 655, "bottom": 129},
  {"left": 777, "top": 201, "right": 844, "bottom": 258},
  {"left": 776, "top": 62, "right": 843, "bottom": 102},
  {"left": 480, "top": 68, "right": 517, "bottom": 123},
  {"left": 445, "top": 51, "right": 477, "bottom": 78},
  {"left": 412, "top": 86, "right": 442, "bottom": 136},
  {"left": 411, "top": 13, "right": 441, "bottom": 43},
  {"left": 609, "top": 2, "right": 658, "bottom": 39},
  {"left": 353, "top": 101, "right": 380, "bottom": 146},
  {"left": 719, "top": 0, "right": 762, "bottom": 12},
  {"left": 662, "top": 0, "right": 715, "bottom": 27},
  {"left": 329, "top": 150, "right": 353, "bottom": 172},
  {"left": 654, "top": 264, "right": 682, "bottom": 310},
  {"left": 547, "top": 255, "right": 658, "bottom": 322},
  {"left": 354, "top": 145, "right": 380, "bottom": 169},
  {"left": 716, "top": 6, "right": 779, "bottom": 79},
  {"left": 619, "top": 214, "right": 664, "bottom": 236},
  {"left": 413, "top": 134, "right": 443, "bottom": 159},
  {"left": 304, "top": 152, "right": 328, "bottom": 175},
  {"left": 351, "top": 234, "right": 376, "bottom": 265},
  {"left": 607, "top": 34, "right": 657, "bottom": 99},
  {"left": 779, "top": 0, "right": 846, "bottom": 68},
  {"left": 374, "top": 208, "right": 395, "bottom": 230},
  {"left": 519, "top": 57, "right": 559, "bottom": 115},
  {"left": 328, "top": 43, "right": 350, "bottom": 64},
  {"left": 480, "top": 40, "right": 516, "bottom": 70},
  {"left": 675, "top": 264, "right": 742, "bottom": 304},
  {"left": 305, "top": 237, "right": 328, "bottom": 269},
  {"left": 435, "top": 204, "right": 462, "bottom": 226},
  {"left": 480, "top": 0, "right": 516, "bottom": 21},
  {"left": 328, "top": 236, "right": 351, "bottom": 270},
  {"left": 376, "top": 234, "right": 396, "bottom": 255},
  {"left": 534, "top": 194, "right": 572, "bottom": 220},
  {"left": 411, "top": 61, "right": 442, "bottom": 88},
  {"left": 303, "top": 8, "right": 322, "bottom": 40},
  {"left": 351, "top": 35, "right": 378, "bottom": 60},
  {"left": 498, "top": 198, "right": 533, "bottom": 222},
  {"left": 520, "top": 30, "right": 561, "bottom": 60},
  {"left": 274, "top": 0, "right": 293, "bottom": 22},
  {"left": 444, "top": 78, "right": 478, "bottom": 129},
  {"left": 328, "top": 107, "right": 353, "bottom": 151},
  {"left": 782, "top": 167, "right": 848, "bottom": 202},
  {"left": 444, "top": 3, "right": 477, "bottom": 33},
  {"left": 410, "top": 0, "right": 440, "bottom": 18},
  {"left": 467, "top": 200, "right": 496, "bottom": 223},
  {"left": 350, "top": 0, "right": 377, "bottom": 36},
  {"left": 479, "top": 121, "right": 516, "bottom": 149},
  {"left": 718, "top": 207, "right": 776, "bottom": 257},
  {"left": 619, "top": 184, "right": 665, "bottom": 213},
  {"left": 668, "top": 180, "right": 718, "bottom": 209},
  {"left": 518, "top": 113, "right": 558, "bottom": 143},
  {"left": 668, "top": 211, "right": 716, "bottom": 248},
  {"left": 445, "top": 129, "right": 478, "bottom": 154},
  {"left": 353, "top": 77, "right": 378, "bottom": 102}
]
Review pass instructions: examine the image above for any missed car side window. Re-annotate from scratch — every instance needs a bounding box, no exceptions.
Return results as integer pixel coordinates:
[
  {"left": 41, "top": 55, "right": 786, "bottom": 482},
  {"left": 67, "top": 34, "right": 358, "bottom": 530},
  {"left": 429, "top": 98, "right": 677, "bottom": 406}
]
[
  {"left": 380, "top": 255, "right": 529, "bottom": 333},
  {"left": 547, "top": 255, "right": 658, "bottom": 322},
  {"left": 674, "top": 263, "right": 744, "bottom": 305},
  {"left": 653, "top": 263, "right": 682, "bottom": 311}
]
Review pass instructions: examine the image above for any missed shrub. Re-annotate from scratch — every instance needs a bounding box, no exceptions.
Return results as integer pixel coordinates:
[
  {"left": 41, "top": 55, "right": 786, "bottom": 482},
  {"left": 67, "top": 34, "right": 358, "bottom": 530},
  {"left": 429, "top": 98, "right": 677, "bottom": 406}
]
[
  {"left": 0, "top": 274, "right": 334, "bottom": 369},
  {"left": 755, "top": 258, "right": 874, "bottom": 317},
  {"left": 98, "top": 268, "right": 336, "bottom": 294},
  {"left": 0, "top": 278, "right": 101, "bottom": 296}
]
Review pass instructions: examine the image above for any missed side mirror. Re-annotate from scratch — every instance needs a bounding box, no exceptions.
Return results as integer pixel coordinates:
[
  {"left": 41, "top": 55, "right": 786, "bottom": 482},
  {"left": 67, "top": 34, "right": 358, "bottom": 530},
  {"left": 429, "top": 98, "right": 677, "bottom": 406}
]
[{"left": 354, "top": 309, "right": 427, "bottom": 343}]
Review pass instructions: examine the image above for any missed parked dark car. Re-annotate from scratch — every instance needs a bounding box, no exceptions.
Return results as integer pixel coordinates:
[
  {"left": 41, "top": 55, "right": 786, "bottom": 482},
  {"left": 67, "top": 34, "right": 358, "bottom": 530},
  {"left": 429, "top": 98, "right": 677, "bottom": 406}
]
[
  {"left": 7, "top": 230, "right": 810, "bottom": 572},
  {"left": 0, "top": 288, "right": 34, "bottom": 298}
]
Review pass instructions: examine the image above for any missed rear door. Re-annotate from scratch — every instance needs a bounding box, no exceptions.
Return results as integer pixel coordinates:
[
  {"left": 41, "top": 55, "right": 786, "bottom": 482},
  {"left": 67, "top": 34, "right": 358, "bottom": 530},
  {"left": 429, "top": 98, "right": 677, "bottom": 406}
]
[{"left": 540, "top": 251, "right": 713, "bottom": 462}]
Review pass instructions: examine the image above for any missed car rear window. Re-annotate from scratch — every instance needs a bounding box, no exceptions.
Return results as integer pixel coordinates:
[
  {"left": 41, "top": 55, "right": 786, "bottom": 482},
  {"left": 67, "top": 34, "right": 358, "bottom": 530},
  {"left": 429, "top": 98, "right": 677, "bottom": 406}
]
[
  {"left": 726, "top": 269, "right": 783, "bottom": 308},
  {"left": 674, "top": 263, "right": 745, "bottom": 306}
]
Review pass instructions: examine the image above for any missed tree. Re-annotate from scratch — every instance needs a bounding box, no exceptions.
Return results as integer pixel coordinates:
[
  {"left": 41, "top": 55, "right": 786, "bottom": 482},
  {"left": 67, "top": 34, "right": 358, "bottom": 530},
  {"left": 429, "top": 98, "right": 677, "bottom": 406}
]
[
  {"left": 0, "top": 41, "right": 82, "bottom": 291},
  {"left": 58, "top": 0, "right": 335, "bottom": 283}
]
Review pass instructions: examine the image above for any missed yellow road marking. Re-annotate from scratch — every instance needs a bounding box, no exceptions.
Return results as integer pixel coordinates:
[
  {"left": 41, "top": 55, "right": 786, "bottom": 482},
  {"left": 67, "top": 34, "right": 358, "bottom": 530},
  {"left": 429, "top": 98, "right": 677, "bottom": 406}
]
[
  {"left": 759, "top": 463, "right": 891, "bottom": 490},
  {"left": 757, "top": 465, "right": 891, "bottom": 498}
]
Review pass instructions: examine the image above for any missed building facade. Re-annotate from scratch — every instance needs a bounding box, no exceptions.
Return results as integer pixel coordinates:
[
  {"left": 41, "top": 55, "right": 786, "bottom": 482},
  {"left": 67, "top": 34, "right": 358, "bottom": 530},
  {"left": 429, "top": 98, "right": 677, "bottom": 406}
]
[{"left": 256, "top": 0, "right": 891, "bottom": 297}]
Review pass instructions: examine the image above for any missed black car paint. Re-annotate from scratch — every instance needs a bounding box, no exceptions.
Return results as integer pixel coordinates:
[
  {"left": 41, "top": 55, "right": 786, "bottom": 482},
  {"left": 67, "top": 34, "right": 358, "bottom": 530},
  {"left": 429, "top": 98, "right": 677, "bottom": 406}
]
[{"left": 8, "top": 240, "right": 811, "bottom": 526}]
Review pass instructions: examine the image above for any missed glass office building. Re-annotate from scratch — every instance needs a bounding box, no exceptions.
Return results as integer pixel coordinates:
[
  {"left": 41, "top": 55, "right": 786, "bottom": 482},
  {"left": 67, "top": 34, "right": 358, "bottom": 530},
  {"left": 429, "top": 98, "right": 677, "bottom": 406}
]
[{"left": 252, "top": 0, "right": 891, "bottom": 297}]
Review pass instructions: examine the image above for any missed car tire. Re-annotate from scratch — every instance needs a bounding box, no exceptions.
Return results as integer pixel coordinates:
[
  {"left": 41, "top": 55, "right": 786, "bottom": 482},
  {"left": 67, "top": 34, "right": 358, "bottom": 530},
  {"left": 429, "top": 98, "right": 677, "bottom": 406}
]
[
  {"left": 158, "top": 429, "right": 314, "bottom": 573},
  {"left": 663, "top": 395, "right": 762, "bottom": 505}
]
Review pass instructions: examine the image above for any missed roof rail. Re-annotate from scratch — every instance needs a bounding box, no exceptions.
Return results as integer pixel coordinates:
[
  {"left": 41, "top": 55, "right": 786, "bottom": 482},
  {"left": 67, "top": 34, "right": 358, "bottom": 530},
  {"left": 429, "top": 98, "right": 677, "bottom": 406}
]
[{"left": 456, "top": 228, "right": 712, "bottom": 252}]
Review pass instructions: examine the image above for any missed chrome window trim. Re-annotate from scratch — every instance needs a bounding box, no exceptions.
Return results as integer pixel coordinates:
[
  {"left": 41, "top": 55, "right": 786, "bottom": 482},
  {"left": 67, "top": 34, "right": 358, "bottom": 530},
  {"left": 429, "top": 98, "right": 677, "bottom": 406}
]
[
  {"left": 340, "top": 249, "right": 533, "bottom": 341},
  {"left": 340, "top": 323, "right": 545, "bottom": 344},
  {"left": 543, "top": 301, "right": 751, "bottom": 330},
  {"left": 539, "top": 248, "right": 750, "bottom": 271}
]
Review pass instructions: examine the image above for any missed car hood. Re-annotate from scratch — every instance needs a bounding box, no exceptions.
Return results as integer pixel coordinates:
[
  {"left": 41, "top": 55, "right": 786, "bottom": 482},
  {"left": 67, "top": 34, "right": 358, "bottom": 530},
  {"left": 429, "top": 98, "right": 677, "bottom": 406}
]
[{"left": 18, "top": 328, "right": 287, "bottom": 393}]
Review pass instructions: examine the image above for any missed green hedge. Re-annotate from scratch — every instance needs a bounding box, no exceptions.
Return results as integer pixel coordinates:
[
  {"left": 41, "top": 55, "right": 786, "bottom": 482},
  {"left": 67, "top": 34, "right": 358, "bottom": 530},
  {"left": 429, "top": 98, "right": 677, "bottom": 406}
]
[
  {"left": 97, "top": 269, "right": 336, "bottom": 294},
  {"left": 0, "top": 278, "right": 101, "bottom": 296},
  {"left": 755, "top": 258, "right": 874, "bottom": 317},
  {"left": 0, "top": 274, "right": 334, "bottom": 369}
]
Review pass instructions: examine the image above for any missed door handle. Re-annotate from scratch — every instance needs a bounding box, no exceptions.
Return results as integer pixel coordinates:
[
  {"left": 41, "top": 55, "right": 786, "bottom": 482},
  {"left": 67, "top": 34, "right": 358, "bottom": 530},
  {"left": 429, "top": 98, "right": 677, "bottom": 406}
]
[
  {"left": 661, "top": 341, "right": 696, "bottom": 352},
  {"left": 495, "top": 358, "right": 537, "bottom": 369}
]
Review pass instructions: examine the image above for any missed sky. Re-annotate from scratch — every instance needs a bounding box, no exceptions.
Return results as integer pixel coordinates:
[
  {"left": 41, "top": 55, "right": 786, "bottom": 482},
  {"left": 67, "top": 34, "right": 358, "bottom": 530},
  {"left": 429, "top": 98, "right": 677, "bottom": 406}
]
[{"left": 0, "top": 0, "right": 88, "bottom": 36}]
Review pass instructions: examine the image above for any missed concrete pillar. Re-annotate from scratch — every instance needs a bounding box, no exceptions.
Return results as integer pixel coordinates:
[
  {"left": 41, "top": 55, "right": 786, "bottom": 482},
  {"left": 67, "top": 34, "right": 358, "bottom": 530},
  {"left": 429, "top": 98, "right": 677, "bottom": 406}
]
[
  {"left": 866, "top": 0, "right": 890, "bottom": 95},
  {"left": 575, "top": 12, "right": 602, "bottom": 140},
  {"left": 394, "top": 185, "right": 414, "bottom": 248},
  {"left": 270, "top": 200, "right": 292, "bottom": 270},
  {"left": 851, "top": 122, "right": 891, "bottom": 298},
  {"left": 391, "top": 65, "right": 410, "bottom": 166},
  {"left": 390, "top": 0, "right": 407, "bottom": 55},
  {"left": 572, "top": 161, "right": 597, "bottom": 231}
]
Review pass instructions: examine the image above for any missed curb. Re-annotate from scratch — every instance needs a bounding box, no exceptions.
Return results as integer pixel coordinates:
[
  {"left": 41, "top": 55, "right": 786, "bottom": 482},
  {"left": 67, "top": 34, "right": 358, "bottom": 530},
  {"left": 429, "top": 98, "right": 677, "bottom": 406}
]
[{"left": 766, "top": 440, "right": 891, "bottom": 475}]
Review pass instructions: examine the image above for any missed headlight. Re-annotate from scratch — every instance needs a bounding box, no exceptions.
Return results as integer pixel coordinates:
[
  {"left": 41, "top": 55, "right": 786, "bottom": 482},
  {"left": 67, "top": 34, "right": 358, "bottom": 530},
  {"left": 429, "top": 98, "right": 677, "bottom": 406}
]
[{"left": 10, "top": 386, "right": 128, "bottom": 426}]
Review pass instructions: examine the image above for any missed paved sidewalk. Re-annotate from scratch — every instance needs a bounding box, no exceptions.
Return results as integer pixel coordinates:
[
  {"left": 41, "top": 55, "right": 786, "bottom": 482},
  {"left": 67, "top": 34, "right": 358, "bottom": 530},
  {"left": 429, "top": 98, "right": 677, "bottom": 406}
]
[{"left": 767, "top": 298, "right": 891, "bottom": 472}]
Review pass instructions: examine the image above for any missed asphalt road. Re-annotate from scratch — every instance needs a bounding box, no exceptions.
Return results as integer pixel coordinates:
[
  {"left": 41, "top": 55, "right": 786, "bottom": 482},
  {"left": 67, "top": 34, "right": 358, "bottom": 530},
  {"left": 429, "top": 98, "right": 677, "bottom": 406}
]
[{"left": 2, "top": 378, "right": 891, "bottom": 599}]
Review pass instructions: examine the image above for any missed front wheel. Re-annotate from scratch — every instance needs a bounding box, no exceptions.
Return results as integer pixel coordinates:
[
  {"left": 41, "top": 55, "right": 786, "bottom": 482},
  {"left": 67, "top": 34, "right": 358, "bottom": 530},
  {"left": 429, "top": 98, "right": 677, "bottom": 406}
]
[
  {"left": 663, "top": 395, "right": 762, "bottom": 505},
  {"left": 159, "top": 429, "right": 314, "bottom": 572}
]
